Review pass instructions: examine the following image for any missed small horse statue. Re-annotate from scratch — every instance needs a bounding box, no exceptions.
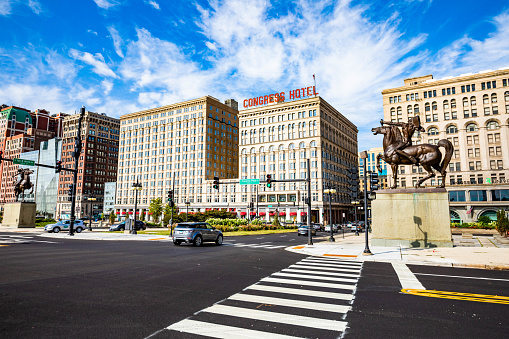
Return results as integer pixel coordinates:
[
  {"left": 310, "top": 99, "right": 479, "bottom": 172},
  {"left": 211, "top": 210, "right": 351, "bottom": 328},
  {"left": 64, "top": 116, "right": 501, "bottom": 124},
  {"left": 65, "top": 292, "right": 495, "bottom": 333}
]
[
  {"left": 13, "top": 168, "right": 34, "bottom": 202},
  {"left": 372, "top": 125, "right": 453, "bottom": 189}
]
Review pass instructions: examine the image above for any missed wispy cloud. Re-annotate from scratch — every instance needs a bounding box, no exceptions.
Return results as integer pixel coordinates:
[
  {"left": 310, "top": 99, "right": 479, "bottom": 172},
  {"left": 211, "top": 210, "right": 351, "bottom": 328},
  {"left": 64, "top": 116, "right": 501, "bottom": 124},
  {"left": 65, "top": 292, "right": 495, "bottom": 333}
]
[
  {"left": 107, "top": 26, "right": 124, "bottom": 58},
  {"left": 69, "top": 49, "right": 119, "bottom": 78},
  {"left": 0, "top": 0, "right": 42, "bottom": 16},
  {"left": 27, "top": 0, "right": 41, "bottom": 14},
  {"left": 93, "top": 0, "right": 119, "bottom": 10},
  {"left": 0, "top": 0, "right": 12, "bottom": 16},
  {"left": 145, "top": 0, "right": 160, "bottom": 10}
]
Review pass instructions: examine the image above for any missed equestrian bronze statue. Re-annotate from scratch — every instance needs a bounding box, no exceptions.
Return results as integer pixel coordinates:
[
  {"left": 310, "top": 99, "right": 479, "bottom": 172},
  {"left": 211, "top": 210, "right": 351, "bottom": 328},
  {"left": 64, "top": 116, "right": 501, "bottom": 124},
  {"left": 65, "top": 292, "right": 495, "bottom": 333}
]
[
  {"left": 372, "top": 116, "right": 453, "bottom": 189},
  {"left": 13, "top": 168, "right": 34, "bottom": 202}
]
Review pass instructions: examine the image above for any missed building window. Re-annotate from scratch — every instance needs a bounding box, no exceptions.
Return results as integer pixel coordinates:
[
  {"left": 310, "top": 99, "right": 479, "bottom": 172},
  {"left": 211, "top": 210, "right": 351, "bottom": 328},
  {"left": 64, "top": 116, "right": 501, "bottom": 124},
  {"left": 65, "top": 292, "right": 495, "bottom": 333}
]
[
  {"left": 486, "top": 121, "right": 500, "bottom": 130},
  {"left": 470, "top": 190, "right": 487, "bottom": 202},
  {"left": 446, "top": 125, "right": 457, "bottom": 134},
  {"left": 427, "top": 127, "right": 439, "bottom": 136},
  {"left": 449, "top": 191, "right": 466, "bottom": 202},
  {"left": 466, "top": 123, "right": 478, "bottom": 132}
]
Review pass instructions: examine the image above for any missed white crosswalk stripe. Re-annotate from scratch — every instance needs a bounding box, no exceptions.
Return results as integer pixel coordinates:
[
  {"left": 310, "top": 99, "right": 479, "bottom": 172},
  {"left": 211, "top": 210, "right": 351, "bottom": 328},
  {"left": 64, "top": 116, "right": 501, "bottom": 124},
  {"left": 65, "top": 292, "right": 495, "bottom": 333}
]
[
  {"left": 226, "top": 243, "right": 287, "bottom": 249},
  {"left": 160, "top": 256, "right": 362, "bottom": 338}
]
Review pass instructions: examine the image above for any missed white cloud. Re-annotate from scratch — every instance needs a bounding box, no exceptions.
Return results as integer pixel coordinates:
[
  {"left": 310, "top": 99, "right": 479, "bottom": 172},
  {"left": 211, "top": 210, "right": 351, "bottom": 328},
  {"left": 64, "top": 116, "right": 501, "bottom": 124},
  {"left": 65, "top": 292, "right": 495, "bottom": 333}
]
[
  {"left": 69, "top": 48, "right": 119, "bottom": 78},
  {"left": 107, "top": 26, "right": 124, "bottom": 58},
  {"left": 145, "top": 0, "right": 160, "bottom": 10},
  {"left": 87, "top": 29, "right": 98, "bottom": 36},
  {"left": 93, "top": 0, "right": 119, "bottom": 10},
  {"left": 0, "top": 0, "right": 12, "bottom": 16},
  {"left": 101, "top": 79, "right": 113, "bottom": 95},
  {"left": 28, "top": 0, "right": 41, "bottom": 14}
]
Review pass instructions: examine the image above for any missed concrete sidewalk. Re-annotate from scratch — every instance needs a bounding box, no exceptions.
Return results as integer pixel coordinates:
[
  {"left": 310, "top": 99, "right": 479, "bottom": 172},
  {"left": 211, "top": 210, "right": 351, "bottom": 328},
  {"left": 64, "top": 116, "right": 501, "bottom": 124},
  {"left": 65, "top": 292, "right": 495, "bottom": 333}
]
[{"left": 286, "top": 231, "right": 509, "bottom": 270}]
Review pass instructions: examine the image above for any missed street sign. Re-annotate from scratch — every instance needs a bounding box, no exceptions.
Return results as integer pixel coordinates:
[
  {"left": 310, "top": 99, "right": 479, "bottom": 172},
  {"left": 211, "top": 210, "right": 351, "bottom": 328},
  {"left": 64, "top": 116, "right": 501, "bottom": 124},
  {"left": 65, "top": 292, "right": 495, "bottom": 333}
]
[
  {"left": 240, "top": 179, "right": 260, "bottom": 185},
  {"left": 13, "top": 158, "right": 35, "bottom": 166},
  {"left": 268, "top": 205, "right": 272, "bottom": 207}
]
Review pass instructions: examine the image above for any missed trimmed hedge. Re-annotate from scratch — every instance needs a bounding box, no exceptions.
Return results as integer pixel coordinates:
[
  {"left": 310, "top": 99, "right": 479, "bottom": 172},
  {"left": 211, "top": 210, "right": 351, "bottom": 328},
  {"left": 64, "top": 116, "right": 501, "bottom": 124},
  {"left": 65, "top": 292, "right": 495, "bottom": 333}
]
[{"left": 451, "top": 222, "right": 496, "bottom": 229}]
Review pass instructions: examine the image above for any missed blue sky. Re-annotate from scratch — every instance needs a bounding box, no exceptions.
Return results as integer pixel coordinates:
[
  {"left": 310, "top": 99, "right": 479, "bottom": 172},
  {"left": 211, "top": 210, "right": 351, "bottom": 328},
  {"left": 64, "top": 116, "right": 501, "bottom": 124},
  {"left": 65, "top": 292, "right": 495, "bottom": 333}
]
[{"left": 1, "top": 0, "right": 509, "bottom": 150}]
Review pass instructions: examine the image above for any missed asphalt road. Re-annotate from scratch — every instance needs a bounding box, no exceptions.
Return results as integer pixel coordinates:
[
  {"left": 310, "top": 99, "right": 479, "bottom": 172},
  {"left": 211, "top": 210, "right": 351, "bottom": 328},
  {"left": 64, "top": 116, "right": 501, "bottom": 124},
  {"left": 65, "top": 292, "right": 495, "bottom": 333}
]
[{"left": 1, "top": 231, "right": 508, "bottom": 338}]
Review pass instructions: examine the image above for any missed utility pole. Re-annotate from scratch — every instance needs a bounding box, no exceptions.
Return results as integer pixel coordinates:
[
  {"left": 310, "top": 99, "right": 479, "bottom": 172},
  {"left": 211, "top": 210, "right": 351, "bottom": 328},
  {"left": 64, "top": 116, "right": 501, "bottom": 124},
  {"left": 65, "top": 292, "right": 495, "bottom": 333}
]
[
  {"left": 68, "top": 107, "right": 85, "bottom": 236},
  {"left": 361, "top": 151, "right": 372, "bottom": 255},
  {"left": 307, "top": 158, "right": 312, "bottom": 245}
]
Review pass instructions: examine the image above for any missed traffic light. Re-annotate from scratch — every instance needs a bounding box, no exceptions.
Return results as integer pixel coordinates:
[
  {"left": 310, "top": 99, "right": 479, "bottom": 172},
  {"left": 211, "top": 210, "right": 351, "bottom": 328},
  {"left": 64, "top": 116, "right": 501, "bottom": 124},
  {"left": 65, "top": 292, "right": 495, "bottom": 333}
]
[
  {"left": 266, "top": 174, "right": 272, "bottom": 188},
  {"left": 67, "top": 184, "right": 74, "bottom": 196},
  {"left": 346, "top": 166, "right": 359, "bottom": 198},
  {"left": 167, "top": 190, "right": 174, "bottom": 206},
  {"left": 213, "top": 176, "right": 220, "bottom": 190},
  {"left": 370, "top": 172, "right": 379, "bottom": 191},
  {"left": 55, "top": 160, "right": 62, "bottom": 173}
]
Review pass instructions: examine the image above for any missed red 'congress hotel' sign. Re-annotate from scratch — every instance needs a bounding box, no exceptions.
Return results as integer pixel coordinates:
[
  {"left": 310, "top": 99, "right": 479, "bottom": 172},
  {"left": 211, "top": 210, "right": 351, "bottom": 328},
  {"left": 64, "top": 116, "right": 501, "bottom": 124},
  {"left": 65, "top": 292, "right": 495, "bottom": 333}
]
[{"left": 243, "top": 86, "right": 318, "bottom": 108}]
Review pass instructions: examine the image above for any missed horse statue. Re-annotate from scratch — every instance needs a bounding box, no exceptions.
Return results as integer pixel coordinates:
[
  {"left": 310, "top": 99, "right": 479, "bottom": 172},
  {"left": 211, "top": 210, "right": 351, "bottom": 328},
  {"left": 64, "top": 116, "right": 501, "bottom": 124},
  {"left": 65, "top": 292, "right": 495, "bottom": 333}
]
[
  {"left": 371, "top": 123, "right": 453, "bottom": 189},
  {"left": 13, "top": 168, "right": 34, "bottom": 202}
]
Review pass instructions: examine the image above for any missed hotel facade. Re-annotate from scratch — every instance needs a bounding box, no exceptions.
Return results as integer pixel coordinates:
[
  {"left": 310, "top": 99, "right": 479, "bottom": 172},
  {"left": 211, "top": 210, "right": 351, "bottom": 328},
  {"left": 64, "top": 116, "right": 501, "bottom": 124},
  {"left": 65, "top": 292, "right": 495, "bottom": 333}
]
[
  {"left": 115, "top": 92, "right": 358, "bottom": 225},
  {"left": 381, "top": 69, "right": 509, "bottom": 222}
]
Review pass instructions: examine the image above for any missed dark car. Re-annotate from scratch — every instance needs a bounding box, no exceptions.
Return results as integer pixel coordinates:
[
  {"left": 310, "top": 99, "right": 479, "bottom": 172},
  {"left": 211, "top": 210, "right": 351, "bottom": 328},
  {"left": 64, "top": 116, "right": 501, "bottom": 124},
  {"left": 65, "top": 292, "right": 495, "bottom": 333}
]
[
  {"left": 109, "top": 220, "right": 146, "bottom": 231},
  {"left": 297, "top": 225, "right": 316, "bottom": 236},
  {"left": 172, "top": 222, "right": 223, "bottom": 247},
  {"left": 312, "top": 223, "right": 323, "bottom": 231}
]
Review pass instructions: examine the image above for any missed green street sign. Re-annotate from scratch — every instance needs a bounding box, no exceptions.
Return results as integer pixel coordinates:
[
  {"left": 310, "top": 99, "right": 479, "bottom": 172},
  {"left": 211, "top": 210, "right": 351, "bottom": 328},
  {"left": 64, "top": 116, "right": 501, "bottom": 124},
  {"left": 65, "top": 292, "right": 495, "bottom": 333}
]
[
  {"left": 13, "top": 158, "right": 35, "bottom": 166},
  {"left": 240, "top": 179, "right": 260, "bottom": 185},
  {"left": 268, "top": 205, "right": 272, "bottom": 207}
]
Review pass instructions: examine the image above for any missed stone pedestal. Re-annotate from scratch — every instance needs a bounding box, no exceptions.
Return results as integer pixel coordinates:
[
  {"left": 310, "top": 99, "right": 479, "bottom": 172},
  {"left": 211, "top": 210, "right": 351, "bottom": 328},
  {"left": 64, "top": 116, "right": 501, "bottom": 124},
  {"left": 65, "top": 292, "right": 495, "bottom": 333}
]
[
  {"left": 1, "top": 202, "right": 36, "bottom": 228},
  {"left": 371, "top": 188, "right": 452, "bottom": 248}
]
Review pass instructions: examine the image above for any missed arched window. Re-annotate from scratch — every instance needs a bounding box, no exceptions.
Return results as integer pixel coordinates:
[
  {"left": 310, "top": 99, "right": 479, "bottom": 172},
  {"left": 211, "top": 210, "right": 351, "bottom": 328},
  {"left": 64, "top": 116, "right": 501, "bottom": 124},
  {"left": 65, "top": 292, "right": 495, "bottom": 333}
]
[
  {"left": 425, "top": 103, "right": 430, "bottom": 112},
  {"left": 432, "top": 101, "right": 437, "bottom": 111},
  {"left": 397, "top": 106, "right": 402, "bottom": 115},
  {"left": 486, "top": 121, "right": 500, "bottom": 130},
  {"left": 466, "top": 123, "right": 478, "bottom": 132},
  {"left": 505, "top": 91, "right": 509, "bottom": 102},
  {"left": 470, "top": 96, "right": 476, "bottom": 106},
  {"left": 407, "top": 105, "right": 413, "bottom": 114},
  {"left": 390, "top": 107, "right": 395, "bottom": 116},
  {"left": 299, "top": 142, "right": 305, "bottom": 148},
  {"left": 443, "top": 100, "right": 449, "bottom": 109},
  {"left": 414, "top": 104, "right": 420, "bottom": 113},
  {"left": 279, "top": 144, "right": 285, "bottom": 151},
  {"left": 288, "top": 143, "right": 295, "bottom": 149},
  {"left": 427, "top": 127, "right": 439, "bottom": 136},
  {"left": 250, "top": 147, "right": 256, "bottom": 153},
  {"left": 310, "top": 140, "right": 317, "bottom": 147},
  {"left": 241, "top": 149, "right": 247, "bottom": 154},
  {"left": 483, "top": 94, "right": 489, "bottom": 104},
  {"left": 462, "top": 97, "right": 468, "bottom": 107},
  {"left": 451, "top": 99, "right": 456, "bottom": 108},
  {"left": 269, "top": 145, "right": 275, "bottom": 152},
  {"left": 491, "top": 93, "right": 497, "bottom": 103},
  {"left": 450, "top": 211, "right": 461, "bottom": 223},
  {"left": 259, "top": 146, "right": 265, "bottom": 152},
  {"left": 446, "top": 125, "right": 458, "bottom": 134}
]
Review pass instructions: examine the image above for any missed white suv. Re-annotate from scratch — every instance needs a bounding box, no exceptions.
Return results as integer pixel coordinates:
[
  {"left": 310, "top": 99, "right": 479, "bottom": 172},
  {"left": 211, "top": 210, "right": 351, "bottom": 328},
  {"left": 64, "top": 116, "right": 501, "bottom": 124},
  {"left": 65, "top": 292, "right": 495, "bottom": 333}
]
[{"left": 44, "top": 220, "right": 86, "bottom": 233}]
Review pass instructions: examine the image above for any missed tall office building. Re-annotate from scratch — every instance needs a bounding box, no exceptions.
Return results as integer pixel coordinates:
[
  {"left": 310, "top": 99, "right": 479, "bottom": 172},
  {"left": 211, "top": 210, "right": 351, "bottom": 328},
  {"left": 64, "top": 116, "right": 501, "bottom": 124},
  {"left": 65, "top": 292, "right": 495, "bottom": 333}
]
[
  {"left": 56, "top": 111, "right": 119, "bottom": 220},
  {"left": 238, "top": 92, "right": 358, "bottom": 224},
  {"left": 115, "top": 96, "right": 239, "bottom": 216},
  {"left": 381, "top": 68, "right": 509, "bottom": 222},
  {"left": 358, "top": 147, "right": 388, "bottom": 191}
]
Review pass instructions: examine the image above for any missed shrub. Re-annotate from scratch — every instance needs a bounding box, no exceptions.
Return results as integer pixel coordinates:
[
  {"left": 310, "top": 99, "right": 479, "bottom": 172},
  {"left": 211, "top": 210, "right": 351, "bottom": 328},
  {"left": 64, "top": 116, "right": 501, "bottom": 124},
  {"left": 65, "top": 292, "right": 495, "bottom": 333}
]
[{"left": 496, "top": 210, "right": 509, "bottom": 237}]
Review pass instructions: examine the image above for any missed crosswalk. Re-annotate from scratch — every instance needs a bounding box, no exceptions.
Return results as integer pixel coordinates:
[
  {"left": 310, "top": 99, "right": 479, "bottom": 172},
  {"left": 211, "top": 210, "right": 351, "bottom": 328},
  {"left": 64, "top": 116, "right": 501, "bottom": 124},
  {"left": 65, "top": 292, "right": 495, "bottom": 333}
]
[
  {"left": 225, "top": 242, "right": 288, "bottom": 249},
  {"left": 0, "top": 235, "right": 57, "bottom": 245},
  {"left": 162, "top": 256, "right": 362, "bottom": 338}
]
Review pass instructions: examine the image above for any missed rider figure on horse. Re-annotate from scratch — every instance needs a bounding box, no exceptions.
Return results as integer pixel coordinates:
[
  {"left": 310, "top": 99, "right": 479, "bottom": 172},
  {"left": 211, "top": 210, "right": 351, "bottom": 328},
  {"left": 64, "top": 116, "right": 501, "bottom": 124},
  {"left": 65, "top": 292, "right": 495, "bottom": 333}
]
[{"left": 380, "top": 116, "right": 425, "bottom": 164}]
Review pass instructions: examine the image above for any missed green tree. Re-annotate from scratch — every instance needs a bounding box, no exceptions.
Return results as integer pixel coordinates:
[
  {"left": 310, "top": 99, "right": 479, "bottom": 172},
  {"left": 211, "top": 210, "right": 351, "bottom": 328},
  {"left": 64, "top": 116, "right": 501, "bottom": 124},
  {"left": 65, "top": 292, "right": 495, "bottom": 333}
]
[
  {"left": 108, "top": 210, "right": 116, "bottom": 225},
  {"left": 139, "top": 211, "right": 145, "bottom": 222},
  {"left": 149, "top": 198, "right": 163, "bottom": 223},
  {"left": 477, "top": 215, "right": 491, "bottom": 225},
  {"left": 496, "top": 210, "right": 509, "bottom": 237},
  {"left": 272, "top": 212, "right": 281, "bottom": 227},
  {"left": 163, "top": 204, "right": 176, "bottom": 226}
]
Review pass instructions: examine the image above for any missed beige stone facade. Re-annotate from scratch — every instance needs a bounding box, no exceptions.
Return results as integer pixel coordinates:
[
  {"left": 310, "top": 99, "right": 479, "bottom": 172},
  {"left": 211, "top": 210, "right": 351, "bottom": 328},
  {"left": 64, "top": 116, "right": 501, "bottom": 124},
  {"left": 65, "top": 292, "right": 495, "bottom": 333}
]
[{"left": 381, "top": 69, "right": 509, "bottom": 222}]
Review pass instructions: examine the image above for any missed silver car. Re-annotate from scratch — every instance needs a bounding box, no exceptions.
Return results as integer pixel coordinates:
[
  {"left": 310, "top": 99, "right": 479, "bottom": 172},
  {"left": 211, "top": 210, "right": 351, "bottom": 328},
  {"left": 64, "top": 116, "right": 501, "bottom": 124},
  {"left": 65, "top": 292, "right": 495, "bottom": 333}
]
[
  {"left": 44, "top": 220, "right": 85, "bottom": 233},
  {"left": 172, "top": 222, "right": 223, "bottom": 246}
]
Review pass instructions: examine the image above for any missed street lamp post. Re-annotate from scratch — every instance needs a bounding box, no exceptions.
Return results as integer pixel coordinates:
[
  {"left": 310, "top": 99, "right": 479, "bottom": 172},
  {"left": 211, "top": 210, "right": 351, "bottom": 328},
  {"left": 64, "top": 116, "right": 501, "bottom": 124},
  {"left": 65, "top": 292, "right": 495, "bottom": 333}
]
[
  {"left": 324, "top": 185, "right": 337, "bottom": 242},
  {"left": 185, "top": 201, "right": 190, "bottom": 221},
  {"left": 87, "top": 196, "right": 96, "bottom": 231},
  {"left": 131, "top": 179, "right": 142, "bottom": 235},
  {"left": 360, "top": 151, "right": 372, "bottom": 255}
]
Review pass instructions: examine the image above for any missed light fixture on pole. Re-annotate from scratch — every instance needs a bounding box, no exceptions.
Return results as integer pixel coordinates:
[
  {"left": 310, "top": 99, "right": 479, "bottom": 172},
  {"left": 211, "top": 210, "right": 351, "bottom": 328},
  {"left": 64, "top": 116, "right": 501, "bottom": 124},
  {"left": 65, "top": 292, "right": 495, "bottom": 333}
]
[
  {"left": 323, "top": 185, "right": 336, "bottom": 242},
  {"left": 131, "top": 179, "right": 142, "bottom": 234},
  {"left": 185, "top": 201, "right": 190, "bottom": 221}
]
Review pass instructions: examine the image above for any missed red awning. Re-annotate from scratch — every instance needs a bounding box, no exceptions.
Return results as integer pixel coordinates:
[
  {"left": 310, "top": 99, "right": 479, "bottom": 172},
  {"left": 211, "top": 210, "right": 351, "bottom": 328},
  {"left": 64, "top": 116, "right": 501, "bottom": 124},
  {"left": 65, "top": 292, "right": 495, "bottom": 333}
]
[
  {"left": 121, "top": 212, "right": 126, "bottom": 215},
  {"left": 301, "top": 212, "right": 307, "bottom": 216},
  {"left": 250, "top": 212, "right": 256, "bottom": 215},
  {"left": 279, "top": 212, "right": 286, "bottom": 216},
  {"left": 136, "top": 211, "right": 139, "bottom": 214},
  {"left": 148, "top": 212, "right": 153, "bottom": 215},
  {"left": 289, "top": 212, "right": 297, "bottom": 216},
  {"left": 128, "top": 211, "right": 133, "bottom": 214},
  {"left": 240, "top": 212, "right": 247, "bottom": 215},
  {"left": 230, "top": 208, "right": 236, "bottom": 212},
  {"left": 115, "top": 212, "right": 120, "bottom": 214},
  {"left": 269, "top": 212, "right": 275, "bottom": 216},
  {"left": 259, "top": 212, "right": 266, "bottom": 216}
]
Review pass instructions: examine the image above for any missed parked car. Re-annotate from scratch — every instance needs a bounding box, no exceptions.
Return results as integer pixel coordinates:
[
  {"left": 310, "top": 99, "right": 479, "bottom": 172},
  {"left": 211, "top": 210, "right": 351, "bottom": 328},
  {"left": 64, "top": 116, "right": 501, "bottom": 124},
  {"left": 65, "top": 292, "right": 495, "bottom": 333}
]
[
  {"left": 172, "top": 222, "right": 223, "bottom": 246},
  {"left": 351, "top": 224, "right": 363, "bottom": 232},
  {"left": 109, "top": 220, "right": 146, "bottom": 232},
  {"left": 324, "top": 224, "right": 339, "bottom": 233},
  {"left": 312, "top": 223, "right": 323, "bottom": 231},
  {"left": 297, "top": 225, "right": 316, "bottom": 236},
  {"left": 44, "top": 220, "right": 85, "bottom": 233}
]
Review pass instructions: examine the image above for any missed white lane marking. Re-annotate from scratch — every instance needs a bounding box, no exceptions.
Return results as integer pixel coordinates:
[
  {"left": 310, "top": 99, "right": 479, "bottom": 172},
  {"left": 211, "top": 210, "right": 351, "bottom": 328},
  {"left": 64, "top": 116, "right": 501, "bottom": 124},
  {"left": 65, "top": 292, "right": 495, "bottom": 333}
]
[
  {"left": 261, "top": 277, "right": 356, "bottom": 290},
  {"left": 304, "top": 258, "right": 363, "bottom": 266},
  {"left": 273, "top": 272, "right": 358, "bottom": 283},
  {"left": 232, "top": 243, "right": 286, "bottom": 249},
  {"left": 392, "top": 262, "right": 425, "bottom": 290},
  {"left": 291, "top": 264, "right": 360, "bottom": 273},
  {"left": 202, "top": 304, "right": 347, "bottom": 332},
  {"left": 246, "top": 284, "right": 354, "bottom": 301},
  {"left": 300, "top": 259, "right": 362, "bottom": 268},
  {"left": 229, "top": 293, "right": 351, "bottom": 314},
  {"left": 167, "top": 319, "right": 303, "bottom": 339},
  {"left": 414, "top": 273, "right": 509, "bottom": 282},
  {"left": 282, "top": 268, "right": 360, "bottom": 278}
]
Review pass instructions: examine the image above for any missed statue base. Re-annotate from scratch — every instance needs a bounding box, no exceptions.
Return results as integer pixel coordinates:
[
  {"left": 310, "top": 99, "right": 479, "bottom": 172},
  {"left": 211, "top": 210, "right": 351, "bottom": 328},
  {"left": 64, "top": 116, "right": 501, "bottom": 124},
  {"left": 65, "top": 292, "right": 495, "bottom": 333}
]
[
  {"left": 371, "top": 188, "right": 453, "bottom": 248},
  {"left": 1, "top": 202, "right": 36, "bottom": 228}
]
